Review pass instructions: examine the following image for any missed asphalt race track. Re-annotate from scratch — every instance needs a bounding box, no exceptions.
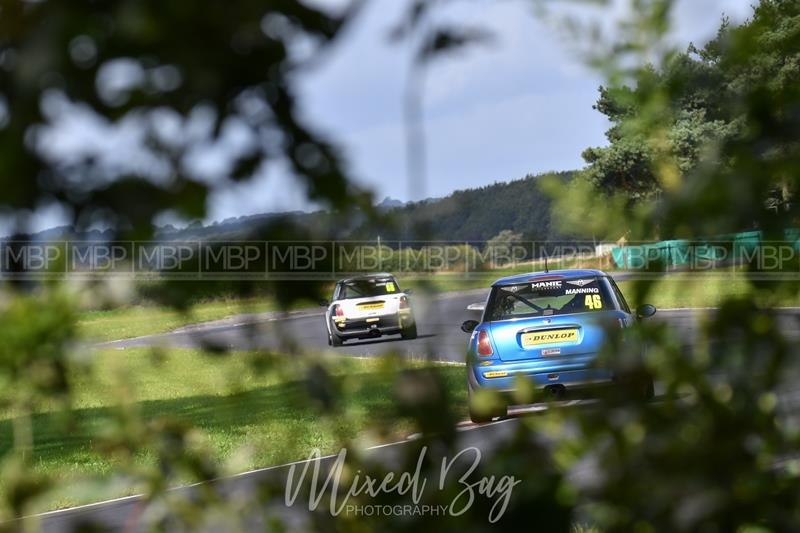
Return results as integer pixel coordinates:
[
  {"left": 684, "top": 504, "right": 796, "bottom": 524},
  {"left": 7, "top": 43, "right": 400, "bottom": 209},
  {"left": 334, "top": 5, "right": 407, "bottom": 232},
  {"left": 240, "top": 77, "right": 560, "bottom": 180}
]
[
  {"left": 103, "top": 288, "right": 491, "bottom": 360},
  {"left": 102, "top": 286, "right": 788, "bottom": 361},
  {"left": 28, "top": 279, "right": 800, "bottom": 531}
]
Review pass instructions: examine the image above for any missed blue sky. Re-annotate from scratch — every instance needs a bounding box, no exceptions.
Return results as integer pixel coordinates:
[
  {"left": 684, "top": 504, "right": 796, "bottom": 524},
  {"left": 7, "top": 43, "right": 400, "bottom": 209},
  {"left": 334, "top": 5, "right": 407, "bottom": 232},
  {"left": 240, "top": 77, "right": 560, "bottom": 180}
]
[
  {"left": 210, "top": 0, "right": 755, "bottom": 221},
  {"left": 23, "top": 0, "right": 756, "bottom": 233}
]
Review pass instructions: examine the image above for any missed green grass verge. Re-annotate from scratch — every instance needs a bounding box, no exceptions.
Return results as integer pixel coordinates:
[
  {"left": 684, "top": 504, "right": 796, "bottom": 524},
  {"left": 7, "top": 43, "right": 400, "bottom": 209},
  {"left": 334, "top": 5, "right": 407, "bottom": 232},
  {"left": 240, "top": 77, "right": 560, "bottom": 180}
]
[
  {"left": 0, "top": 348, "right": 466, "bottom": 511},
  {"left": 79, "top": 297, "right": 287, "bottom": 342},
  {"left": 617, "top": 275, "right": 800, "bottom": 309}
]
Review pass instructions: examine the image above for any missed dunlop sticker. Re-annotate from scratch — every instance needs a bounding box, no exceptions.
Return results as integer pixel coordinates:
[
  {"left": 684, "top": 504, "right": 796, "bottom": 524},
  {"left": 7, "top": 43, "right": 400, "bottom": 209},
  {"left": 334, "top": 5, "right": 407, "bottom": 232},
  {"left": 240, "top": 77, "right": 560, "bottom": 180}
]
[
  {"left": 357, "top": 302, "right": 384, "bottom": 310},
  {"left": 522, "top": 329, "right": 578, "bottom": 346}
]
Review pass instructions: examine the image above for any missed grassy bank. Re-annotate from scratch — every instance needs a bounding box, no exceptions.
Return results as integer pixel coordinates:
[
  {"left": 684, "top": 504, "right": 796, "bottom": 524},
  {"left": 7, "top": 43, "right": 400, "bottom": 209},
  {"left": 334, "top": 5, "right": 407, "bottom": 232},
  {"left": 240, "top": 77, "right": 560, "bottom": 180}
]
[
  {"left": 79, "top": 297, "right": 292, "bottom": 342},
  {"left": 0, "top": 348, "right": 465, "bottom": 511},
  {"left": 618, "top": 275, "right": 800, "bottom": 309}
]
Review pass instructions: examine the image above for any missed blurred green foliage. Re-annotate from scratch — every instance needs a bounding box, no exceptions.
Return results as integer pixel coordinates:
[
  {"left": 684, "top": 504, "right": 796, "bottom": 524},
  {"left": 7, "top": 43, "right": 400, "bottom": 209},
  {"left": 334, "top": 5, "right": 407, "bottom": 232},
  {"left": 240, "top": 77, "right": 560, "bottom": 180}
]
[
  {"left": 0, "top": 0, "right": 371, "bottom": 218},
  {"left": 535, "top": 1, "right": 800, "bottom": 531},
  {"left": 566, "top": 0, "right": 800, "bottom": 238},
  {"left": 0, "top": 0, "right": 799, "bottom": 531}
]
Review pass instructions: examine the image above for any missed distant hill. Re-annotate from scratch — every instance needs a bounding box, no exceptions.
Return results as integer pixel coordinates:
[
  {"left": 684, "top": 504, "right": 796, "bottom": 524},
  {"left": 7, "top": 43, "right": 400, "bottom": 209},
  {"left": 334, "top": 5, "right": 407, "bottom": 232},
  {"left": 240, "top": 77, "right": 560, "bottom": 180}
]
[
  {"left": 9, "top": 171, "right": 572, "bottom": 242},
  {"left": 376, "top": 197, "right": 406, "bottom": 210},
  {"left": 348, "top": 171, "right": 573, "bottom": 242}
]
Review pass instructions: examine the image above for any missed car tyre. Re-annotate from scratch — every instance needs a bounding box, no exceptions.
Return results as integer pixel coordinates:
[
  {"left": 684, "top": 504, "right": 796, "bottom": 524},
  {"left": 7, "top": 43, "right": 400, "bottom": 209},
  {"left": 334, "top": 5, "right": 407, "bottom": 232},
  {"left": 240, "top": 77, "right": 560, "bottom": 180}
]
[
  {"left": 329, "top": 332, "right": 343, "bottom": 347},
  {"left": 643, "top": 378, "right": 655, "bottom": 402},
  {"left": 620, "top": 377, "right": 654, "bottom": 403},
  {"left": 469, "top": 405, "right": 494, "bottom": 424},
  {"left": 401, "top": 323, "right": 418, "bottom": 340},
  {"left": 469, "top": 402, "right": 506, "bottom": 424},
  {"left": 468, "top": 381, "right": 506, "bottom": 423}
]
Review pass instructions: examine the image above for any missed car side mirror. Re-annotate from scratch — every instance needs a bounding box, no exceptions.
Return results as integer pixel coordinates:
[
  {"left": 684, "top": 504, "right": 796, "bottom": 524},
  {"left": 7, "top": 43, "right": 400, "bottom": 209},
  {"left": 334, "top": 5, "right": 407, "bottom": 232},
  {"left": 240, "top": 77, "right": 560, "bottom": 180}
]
[
  {"left": 637, "top": 304, "right": 656, "bottom": 318},
  {"left": 404, "top": 288, "right": 413, "bottom": 295},
  {"left": 319, "top": 299, "right": 329, "bottom": 307},
  {"left": 461, "top": 320, "right": 479, "bottom": 333}
]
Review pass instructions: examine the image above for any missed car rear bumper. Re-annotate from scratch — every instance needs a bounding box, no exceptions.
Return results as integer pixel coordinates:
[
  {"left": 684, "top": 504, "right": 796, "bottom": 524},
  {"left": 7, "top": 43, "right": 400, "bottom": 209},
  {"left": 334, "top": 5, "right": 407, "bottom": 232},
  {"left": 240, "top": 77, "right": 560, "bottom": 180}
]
[
  {"left": 468, "top": 355, "right": 615, "bottom": 392},
  {"left": 333, "top": 311, "right": 414, "bottom": 339}
]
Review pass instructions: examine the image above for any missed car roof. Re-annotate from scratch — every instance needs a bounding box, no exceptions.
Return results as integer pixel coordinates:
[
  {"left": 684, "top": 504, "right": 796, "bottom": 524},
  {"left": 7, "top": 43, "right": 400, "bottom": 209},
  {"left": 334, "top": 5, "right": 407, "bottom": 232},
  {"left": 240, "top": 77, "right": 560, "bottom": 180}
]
[
  {"left": 492, "top": 269, "right": 609, "bottom": 287},
  {"left": 339, "top": 272, "right": 395, "bottom": 284}
]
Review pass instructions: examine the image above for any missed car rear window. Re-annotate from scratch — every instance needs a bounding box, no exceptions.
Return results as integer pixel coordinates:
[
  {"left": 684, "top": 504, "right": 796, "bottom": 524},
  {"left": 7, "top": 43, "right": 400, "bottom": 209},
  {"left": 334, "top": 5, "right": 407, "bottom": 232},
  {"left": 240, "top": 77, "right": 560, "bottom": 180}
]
[
  {"left": 338, "top": 278, "right": 399, "bottom": 299},
  {"left": 485, "top": 277, "right": 614, "bottom": 321}
]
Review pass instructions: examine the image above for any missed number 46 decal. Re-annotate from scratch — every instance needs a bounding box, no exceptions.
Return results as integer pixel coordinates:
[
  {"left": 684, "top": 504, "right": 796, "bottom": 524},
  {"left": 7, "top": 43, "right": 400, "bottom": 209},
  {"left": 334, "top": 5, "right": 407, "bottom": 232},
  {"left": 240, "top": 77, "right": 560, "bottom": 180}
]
[{"left": 584, "top": 294, "right": 603, "bottom": 309}]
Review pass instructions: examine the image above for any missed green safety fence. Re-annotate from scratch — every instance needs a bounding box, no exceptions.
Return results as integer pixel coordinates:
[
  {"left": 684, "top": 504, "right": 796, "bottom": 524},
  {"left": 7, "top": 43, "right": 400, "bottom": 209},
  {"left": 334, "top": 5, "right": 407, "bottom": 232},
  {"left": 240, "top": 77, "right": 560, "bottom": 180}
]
[{"left": 610, "top": 230, "right": 796, "bottom": 269}]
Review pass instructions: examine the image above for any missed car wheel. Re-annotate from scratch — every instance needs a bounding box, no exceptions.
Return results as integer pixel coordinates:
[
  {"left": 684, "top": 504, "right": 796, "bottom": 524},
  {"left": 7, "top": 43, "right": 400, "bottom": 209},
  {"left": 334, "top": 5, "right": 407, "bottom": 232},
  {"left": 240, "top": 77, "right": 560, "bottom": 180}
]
[
  {"left": 469, "top": 405, "right": 494, "bottom": 424},
  {"left": 330, "top": 332, "right": 343, "bottom": 347},
  {"left": 643, "top": 378, "right": 655, "bottom": 401},
  {"left": 401, "top": 323, "right": 418, "bottom": 340},
  {"left": 469, "top": 402, "right": 507, "bottom": 423},
  {"left": 467, "top": 380, "right": 506, "bottom": 423},
  {"left": 619, "top": 377, "right": 654, "bottom": 403}
]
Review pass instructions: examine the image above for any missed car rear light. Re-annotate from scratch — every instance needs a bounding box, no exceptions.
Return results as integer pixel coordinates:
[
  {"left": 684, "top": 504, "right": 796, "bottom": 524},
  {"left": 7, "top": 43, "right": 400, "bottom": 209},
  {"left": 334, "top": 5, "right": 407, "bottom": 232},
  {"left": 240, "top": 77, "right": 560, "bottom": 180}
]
[
  {"left": 527, "top": 275, "right": 563, "bottom": 282},
  {"left": 399, "top": 295, "right": 409, "bottom": 310},
  {"left": 334, "top": 305, "right": 344, "bottom": 317},
  {"left": 477, "top": 330, "right": 493, "bottom": 356}
]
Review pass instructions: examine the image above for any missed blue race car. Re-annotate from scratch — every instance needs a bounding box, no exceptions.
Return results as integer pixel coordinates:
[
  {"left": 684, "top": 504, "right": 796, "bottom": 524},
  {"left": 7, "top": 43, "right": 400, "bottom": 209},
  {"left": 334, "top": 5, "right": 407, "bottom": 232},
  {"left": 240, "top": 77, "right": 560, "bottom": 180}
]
[{"left": 462, "top": 269, "right": 656, "bottom": 423}]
